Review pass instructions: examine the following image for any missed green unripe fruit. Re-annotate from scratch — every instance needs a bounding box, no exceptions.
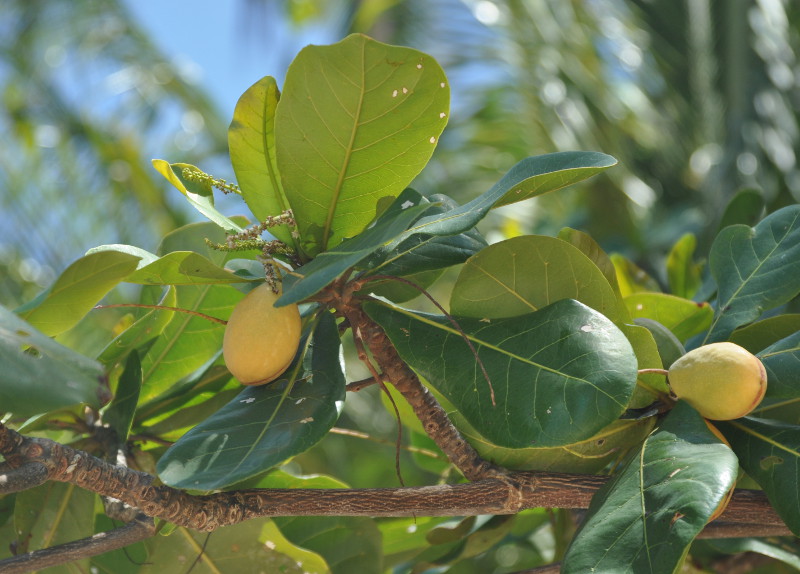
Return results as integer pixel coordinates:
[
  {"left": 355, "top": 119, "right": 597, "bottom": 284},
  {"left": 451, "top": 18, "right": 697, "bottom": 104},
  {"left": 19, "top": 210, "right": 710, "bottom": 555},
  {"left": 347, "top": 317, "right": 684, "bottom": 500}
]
[
  {"left": 667, "top": 342, "right": 767, "bottom": 420},
  {"left": 223, "top": 283, "right": 301, "bottom": 385}
]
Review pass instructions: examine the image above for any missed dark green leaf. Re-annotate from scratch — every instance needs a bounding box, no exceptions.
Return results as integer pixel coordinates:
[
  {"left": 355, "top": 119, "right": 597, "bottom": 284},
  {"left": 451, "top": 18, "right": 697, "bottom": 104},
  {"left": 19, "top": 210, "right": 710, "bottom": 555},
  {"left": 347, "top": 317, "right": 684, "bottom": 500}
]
[
  {"left": 729, "top": 314, "right": 800, "bottom": 353},
  {"left": 229, "top": 76, "right": 295, "bottom": 246},
  {"left": 103, "top": 351, "right": 141, "bottom": 441},
  {"left": 718, "top": 416, "right": 800, "bottom": 534},
  {"left": 758, "top": 331, "right": 800, "bottom": 399},
  {"left": 563, "top": 402, "right": 739, "bottom": 574},
  {"left": 717, "top": 188, "right": 765, "bottom": 232},
  {"left": 156, "top": 312, "right": 345, "bottom": 490},
  {"left": 15, "top": 250, "right": 141, "bottom": 337},
  {"left": 400, "top": 152, "right": 617, "bottom": 239},
  {"left": 366, "top": 298, "right": 637, "bottom": 448},
  {"left": 633, "top": 318, "right": 686, "bottom": 370},
  {"left": 276, "top": 33, "right": 449, "bottom": 256},
  {"left": 451, "top": 235, "right": 623, "bottom": 322},
  {"left": 704, "top": 205, "right": 800, "bottom": 343},
  {"left": 276, "top": 189, "right": 432, "bottom": 306},
  {"left": 0, "top": 305, "right": 107, "bottom": 416}
]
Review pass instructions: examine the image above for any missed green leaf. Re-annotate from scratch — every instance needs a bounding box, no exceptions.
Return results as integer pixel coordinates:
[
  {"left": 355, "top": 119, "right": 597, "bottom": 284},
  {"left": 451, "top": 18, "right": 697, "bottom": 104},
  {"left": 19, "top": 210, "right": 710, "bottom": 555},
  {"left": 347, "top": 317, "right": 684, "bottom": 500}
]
[
  {"left": 758, "top": 331, "right": 800, "bottom": 399},
  {"left": 558, "top": 226, "right": 624, "bottom": 304},
  {"left": 364, "top": 193, "right": 487, "bottom": 277},
  {"left": 0, "top": 305, "right": 107, "bottom": 416},
  {"left": 562, "top": 402, "right": 739, "bottom": 574},
  {"left": 611, "top": 253, "right": 661, "bottom": 296},
  {"left": 275, "top": 33, "right": 449, "bottom": 255},
  {"left": 718, "top": 416, "right": 800, "bottom": 534},
  {"left": 103, "top": 351, "right": 141, "bottom": 441},
  {"left": 705, "top": 538, "right": 800, "bottom": 570},
  {"left": 229, "top": 76, "right": 295, "bottom": 246},
  {"left": 666, "top": 233, "right": 703, "bottom": 299},
  {"left": 451, "top": 235, "right": 623, "bottom": 322},
  {"left": 453, "top": 413, "right": 655, "bottom": 473},
  {"left": 14, "top": 482, "right": 95, "bottom": 560},
  {"left": 15, "top": 250, "right": 141, "bottom": 337},
  {"left": 729, "top": 314, "right": 800, "bottom": 353},
  {"left": 704, "top": 205, "right": 800, "bottom": 343},
  {"left": 622, "top": 323, "right": 670, "bottom": 396},
  {"left": 88, "top": 244, "right": 247, "bottom": 284},
  {"left": 401, "top": 152, "right": 617, "bottom": 240},
  {"left": 152, "top": 159, "right": 244, "bottom": 233},
  {"left": 623, "top": 293, "right": 713, "bottom": 342},
  {"left": 139, "top": 520, "right": 317, "bottom": 574},
  {"left": 157, "top": 312, "right": 345, "bottom": 490},
  {"left": 276, "top": 189, "right": 432, "bottom": 306},
  {"left": 717, "top": 188, "right": 765, "bottom": 232},
  {"left": 633, "top": 318, "right": 686, "bottom": 370},
  {"left": 366, "top": 298, "right": 638, "bottom": 448}
]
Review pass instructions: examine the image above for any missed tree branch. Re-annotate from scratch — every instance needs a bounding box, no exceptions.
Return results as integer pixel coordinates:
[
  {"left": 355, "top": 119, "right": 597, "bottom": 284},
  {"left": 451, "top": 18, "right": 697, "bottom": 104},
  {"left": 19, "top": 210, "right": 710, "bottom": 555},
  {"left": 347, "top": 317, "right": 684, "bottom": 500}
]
[{"left": 0, "top": 514, "right": 155, "bottom": 574}]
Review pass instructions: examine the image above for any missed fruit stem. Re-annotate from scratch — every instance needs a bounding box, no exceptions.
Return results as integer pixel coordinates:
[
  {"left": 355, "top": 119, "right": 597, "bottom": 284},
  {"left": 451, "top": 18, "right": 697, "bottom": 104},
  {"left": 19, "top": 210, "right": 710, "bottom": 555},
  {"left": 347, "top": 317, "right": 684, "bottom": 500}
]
[
  {"left": 94, "top": 304, "right": 227, "bottom": 325},
  {"left": 638, "top": 368, "right": 669, "bottom": 377}
]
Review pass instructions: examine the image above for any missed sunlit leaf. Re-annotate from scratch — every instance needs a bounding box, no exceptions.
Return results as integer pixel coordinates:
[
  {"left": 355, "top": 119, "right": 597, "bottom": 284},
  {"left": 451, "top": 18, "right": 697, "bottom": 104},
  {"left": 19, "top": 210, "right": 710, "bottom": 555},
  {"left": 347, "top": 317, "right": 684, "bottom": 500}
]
[
  {"left": 229, "top": 75, "right": 295, "bottom": 246},
  {"left": 366, "top": 298, "right": 637, "bottom": 448},
  {"left": 704, "top": 205, "right": 800, "bottom": 343},
  {"left": 611, "top": 253, "right": 661, "bottom": 297},
  {"left": 666, "top": 233, "right": 703, "bottom": 299},
  {"left": 451, "top": 235, "right": 622, "bottom": 322},
  {"left": 157, "top": 312, "right": 345, "bottom": 490},
  {"left": 624, "top": 292, "right": 713, "bottom": 342},
  {"left": 0, "top": 305, "right": 107, "bottom": 416},
  {"left": 718, "top": 416, "right": 800, "bottom": 534},
  {"left": 15, "top": 250, "right": 141, "bottom": 337},
  {"left": 275, "top": 33, "right": 449, "bottom": 256},
  {"left": 563, "top": 402, "right": 738, "bottom": 574}
]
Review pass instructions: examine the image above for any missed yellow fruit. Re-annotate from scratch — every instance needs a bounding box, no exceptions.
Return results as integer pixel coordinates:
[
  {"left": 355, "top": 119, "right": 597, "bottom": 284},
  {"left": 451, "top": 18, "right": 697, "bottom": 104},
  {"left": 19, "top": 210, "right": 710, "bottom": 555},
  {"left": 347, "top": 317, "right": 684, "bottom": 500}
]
[
  {"left": 668, "top": 342, "right": 767, "bottom": 420},
  {"left": 223, "top": 283, "right": 301, "bottom": 385}
]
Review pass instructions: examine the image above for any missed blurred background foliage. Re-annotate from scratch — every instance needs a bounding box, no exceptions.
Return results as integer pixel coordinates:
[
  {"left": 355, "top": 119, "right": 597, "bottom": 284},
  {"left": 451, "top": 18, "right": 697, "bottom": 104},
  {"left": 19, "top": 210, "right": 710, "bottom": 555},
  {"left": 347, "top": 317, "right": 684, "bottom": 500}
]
[{"left": 2, "top": 0, "right": 799, "bottom": 306}]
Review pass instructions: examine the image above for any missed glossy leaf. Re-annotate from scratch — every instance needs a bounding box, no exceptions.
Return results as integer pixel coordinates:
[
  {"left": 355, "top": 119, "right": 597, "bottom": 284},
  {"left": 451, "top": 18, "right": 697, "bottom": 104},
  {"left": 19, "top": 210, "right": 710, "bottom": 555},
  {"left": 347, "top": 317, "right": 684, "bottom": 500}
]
[
  {"left": 88, "top": 244, "right": 247, "bottom": 284},
  {"left": 276, "top": 189, "right": 432, "bottom": 306},
  {"left": 704, "top": 205, "right": 800, "bottom": 343},
  {"left": 451, "top": 235, "right": 622, "bottom": 322},
  {"left": 562, "top": 402, "right": 739, "bottom": 574},
  {"left": 0, "top": 305, "right": 107, "bottom": 415},
  {"left": 400, "top": 152, "right": 617, "bottom": 240},
  {"left": 15, "top": 250, "right": 141, "bottom": 337},
  {"left": 103, "top": 351, "right": 141, "bottom": 441},
  {"left": 152, "top": 159, "right": 244, "bottom": 233},
  {"left": 275, "top": 33, "right": 449, "bottom": 255},
  {"left": 157, "top": 312, "right": 345, "bottom": 490},
  {"left": 666, "top": 233, "right": 703, "bottom": 299},
  {"left": 718, "top": 416, "right": 800, "bottom": 534},
  {"left": 729, "top": 314, "right": 800, "bottom": 353},
  {"left": 366, "top": 298, "right": 638, "bottom": 448},
  {"left": 624, "top": 292, "right": 713, "bottom": 342},
  {"left": 229, "top": 75, "right": 294, "bottom": 246}
]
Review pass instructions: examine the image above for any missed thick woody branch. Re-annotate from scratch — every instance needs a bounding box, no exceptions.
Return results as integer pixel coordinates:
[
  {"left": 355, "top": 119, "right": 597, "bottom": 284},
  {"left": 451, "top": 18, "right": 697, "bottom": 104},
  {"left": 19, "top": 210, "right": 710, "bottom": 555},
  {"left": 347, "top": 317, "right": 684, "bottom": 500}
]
[{"left": 0, "top": 423, "right": 787, "bottom": 536}]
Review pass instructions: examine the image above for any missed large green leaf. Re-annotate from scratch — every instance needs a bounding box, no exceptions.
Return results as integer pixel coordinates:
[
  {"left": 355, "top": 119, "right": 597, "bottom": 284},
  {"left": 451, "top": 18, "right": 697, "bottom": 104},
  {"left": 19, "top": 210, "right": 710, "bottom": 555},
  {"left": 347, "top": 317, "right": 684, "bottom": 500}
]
[
  {"left": 15, "top": 250, "right": 141, "bottom": 336},
  {"left": 758, "top": 330, "right": 800, "bottom": 399},
  {"left": 103, "top": 351, "right": 142, "bottom": 441},
  {"left": 275, "top": 34, "right": 449, "bottom": 255},
  {"left": 450, "top": 235, "right": 622, "bottom": 322},
  {"left": 152, "top": 159, "right": 245, "bottom": 233},
  {"left": 718, "top": 416, "right": 800, "bottom": 534},
  {"left": 562, "top": 402, "right": 739, "bottom": 574},
  {"left": 157, "top": 312, "right": 345, "bottom": 490},
  {"left": 366, "top": 298, "right": 638, "bottom": 448},
  {"left": 400, "top": 152, "right": 617, "bottom": 240},
  {"left": 229, "top": 75, "right": 294, "bottom": 246},
  {"left": 276, "top": 189, "right": 432, "bottom": 306},
  {"left": 729, "top": 314, "right": 800, "bottom": 353},
  {"left": 558, "top": 226, "right": 624, "bottom": 304},
  {"left": 623, "top": 293, "right": 713, "bottom": 342},
  {"left": 0, "top": 305, "right": 107, "bottom": 416},
  {"left": 704, "top": 205, "right": 800, "bottom": 343}
]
